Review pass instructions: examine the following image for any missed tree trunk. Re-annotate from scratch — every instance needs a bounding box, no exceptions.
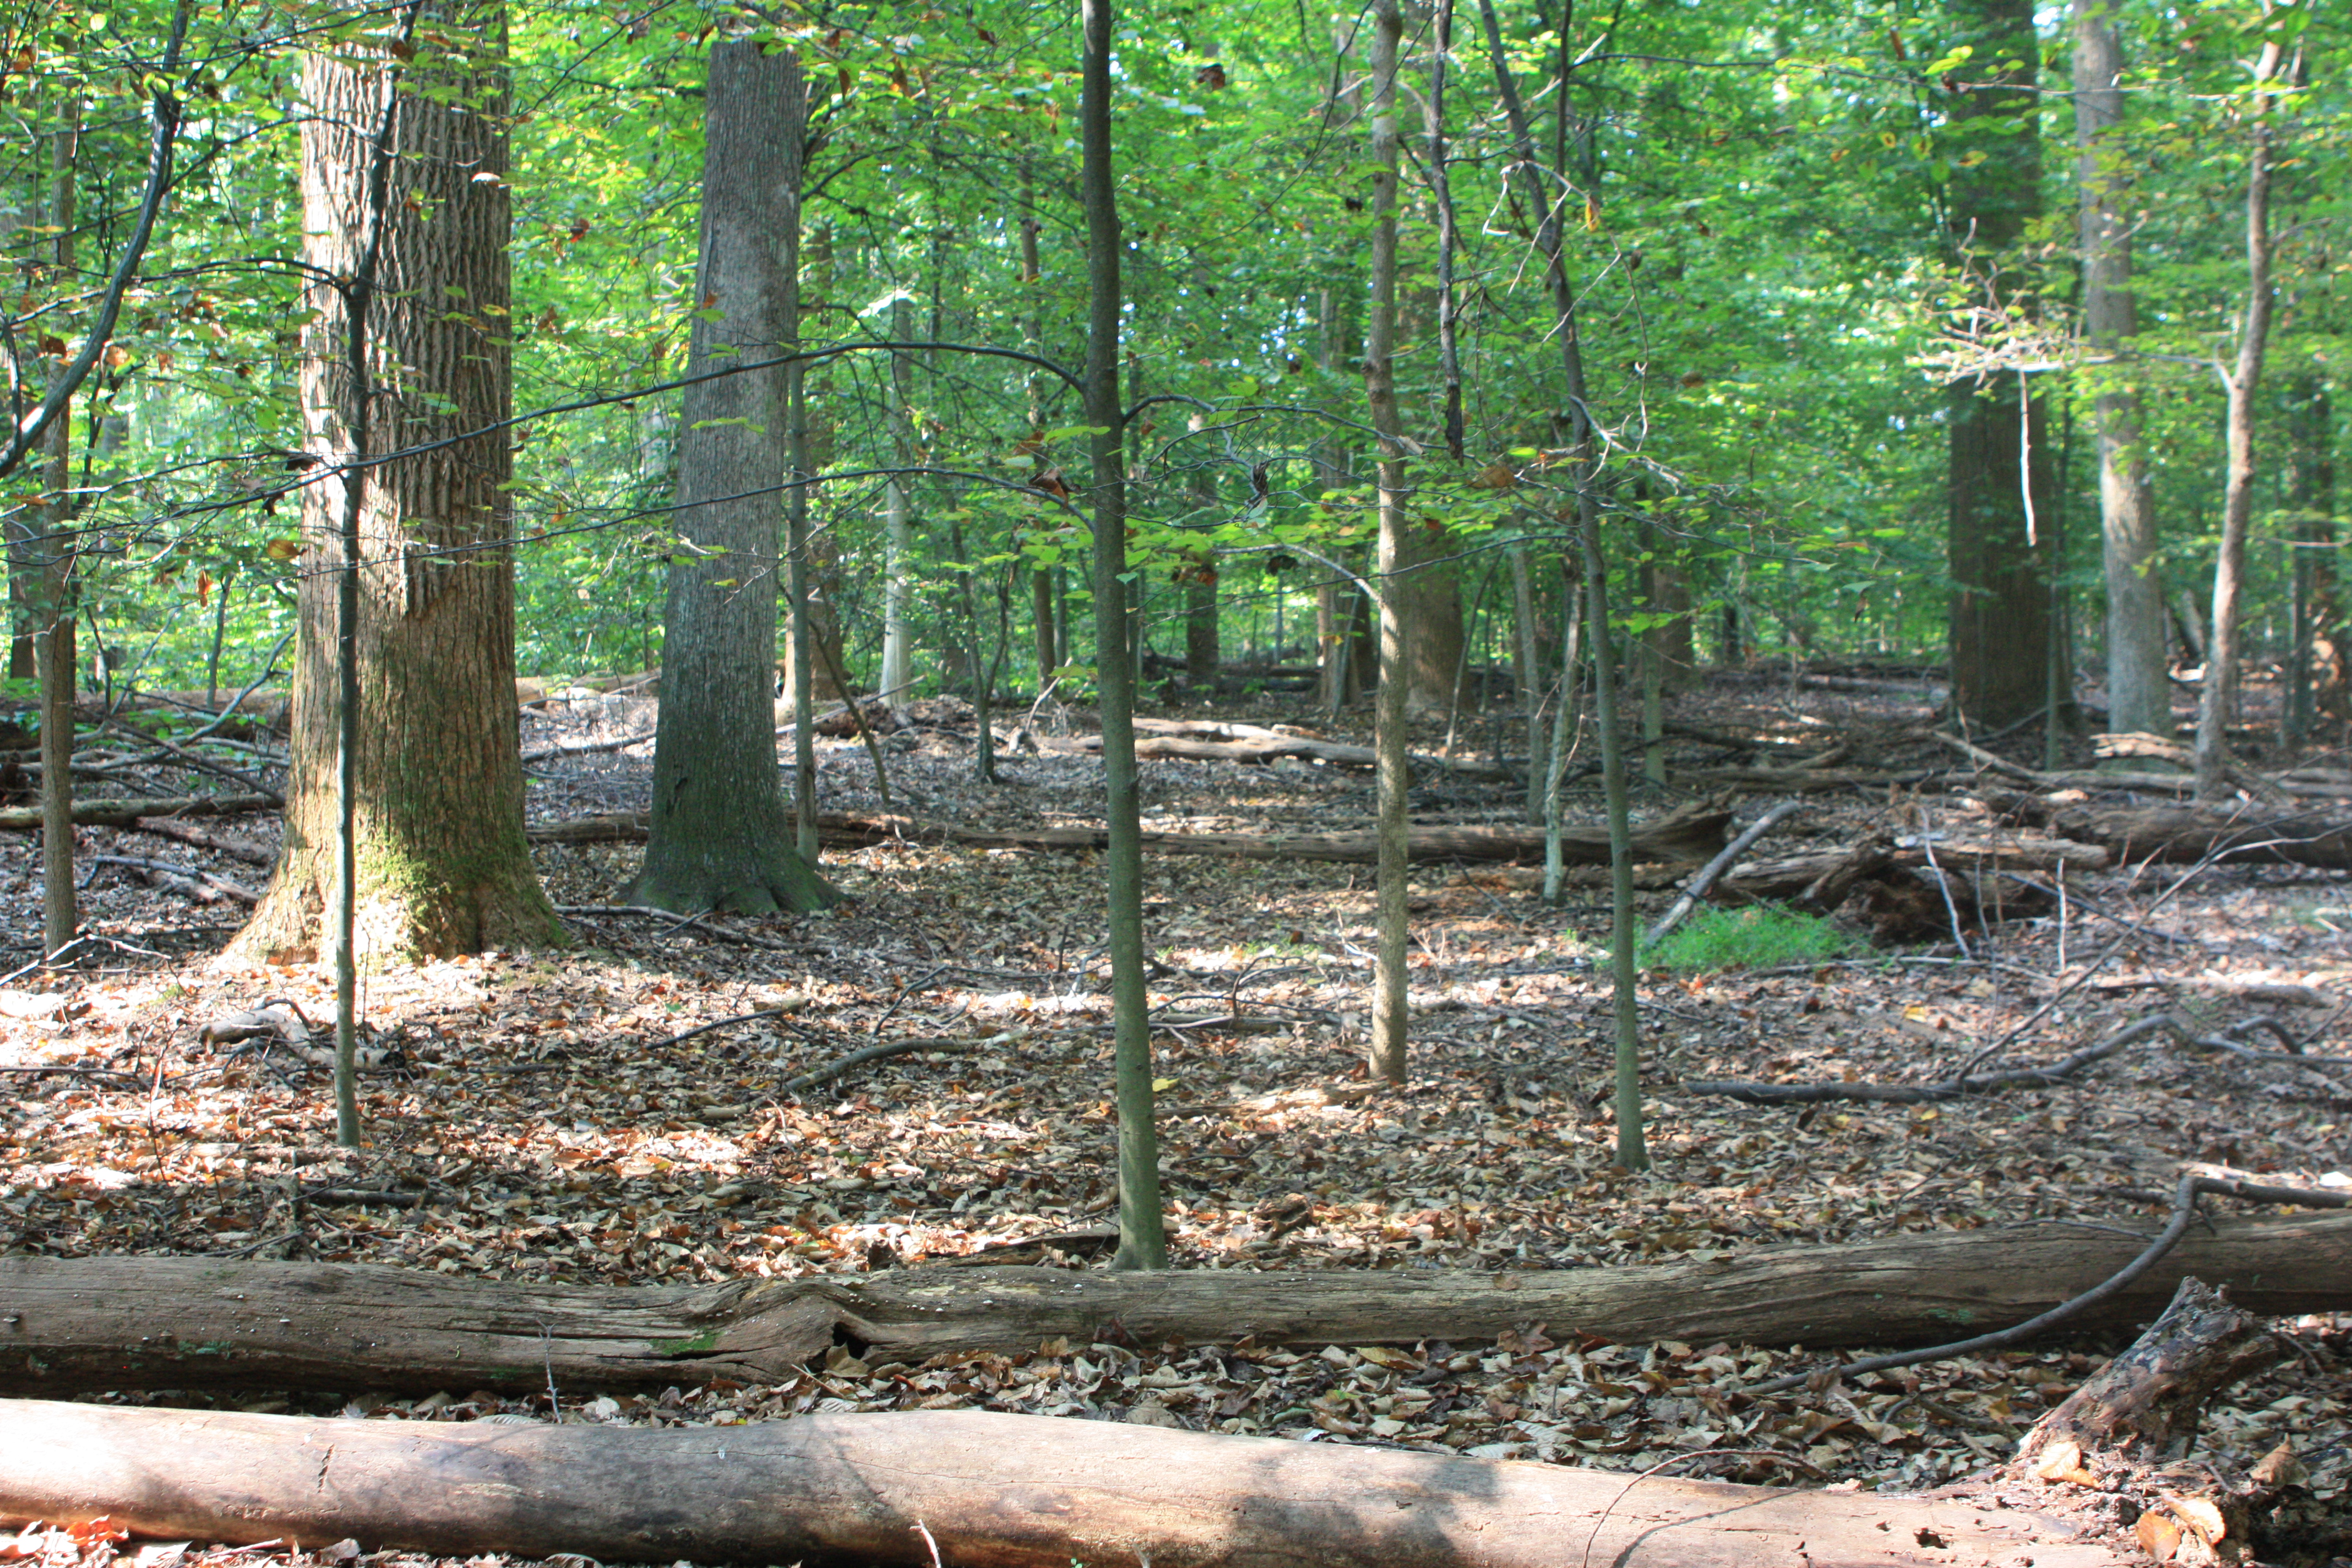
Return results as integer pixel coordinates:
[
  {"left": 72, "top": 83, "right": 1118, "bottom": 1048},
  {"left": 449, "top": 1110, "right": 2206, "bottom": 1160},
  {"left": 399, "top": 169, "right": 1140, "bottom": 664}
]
[
  {"left": 1365, "top": 0, "right": 1410, "bottom": 1088},
  {"left": 2073, "top": 0, "right": 2169, "bottom": 739},
  {"left": 880, "top": 298, "right": 916, "bottom": 703},
  {"left": 1080, "top": 0, "right": 1166, "bottom": 1273},
  {"left": 35, "top": 103, "right": 79, "bottom": 958},
  {"left": 2286, "top": 378, "right": 2345, "bottom": 735},
  {"left": 235, "top": 6, "right": 560, "bottom": 962},
  {"left": 6, "top": 1216, "right": 2343, "bottom": 1396},
  {"left": 2195, "top": 38, "right": 2283, "bottom": 801},
  {"left": 621, "top": 41, "right": 835, "bottom": 917},
  {"left": 1184, "top": 472, "right": 1220, "bottom": 689},
  {"left": 0, "top": 1401, "right": 2132, "bottom": 1568},
  {"left": 1943, "top": 0, "right": 2051, "bottom": 731}
]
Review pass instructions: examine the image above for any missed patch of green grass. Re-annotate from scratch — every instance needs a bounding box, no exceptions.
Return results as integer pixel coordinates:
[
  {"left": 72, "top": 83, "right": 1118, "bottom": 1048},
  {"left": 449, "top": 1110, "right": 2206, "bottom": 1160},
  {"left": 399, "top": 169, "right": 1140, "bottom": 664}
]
[{"left": 1639, "top": 905, "right": 1868, "bottom": 973}]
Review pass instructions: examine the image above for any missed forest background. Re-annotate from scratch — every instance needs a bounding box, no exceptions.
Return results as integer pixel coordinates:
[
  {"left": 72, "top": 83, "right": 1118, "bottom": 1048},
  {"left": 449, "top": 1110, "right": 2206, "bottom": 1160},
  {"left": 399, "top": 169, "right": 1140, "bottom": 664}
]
[{"left": 3, "top": 0, "right": 2343, "bottom": 794}]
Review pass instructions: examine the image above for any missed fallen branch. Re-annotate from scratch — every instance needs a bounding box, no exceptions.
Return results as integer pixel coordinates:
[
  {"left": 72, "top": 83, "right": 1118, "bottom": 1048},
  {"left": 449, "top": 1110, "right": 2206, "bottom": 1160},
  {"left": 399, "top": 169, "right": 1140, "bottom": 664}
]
[
  {"left": 0, "top": 1401, "right": 2132, "bottom": 1568},
  {"left": 122, "top": 815, "right": 274, "bottom": 865},
  {"left": 5, "top": 1214, "right": 2345, "bottom": 1396},
  {"left": 1643, "top": 801, "right": 1803, "bottom": 946},
  {"left": 520, "top": 728, "right": 656, "bottom": 763},
  {"left": 783, "top": 1034, "right": 975, "bottom": 1093},
  {"left": 85, "top": 854, "right": 258, "bottom": 905},
  {"left": 1684, "top": 1012, "right": 2186, "bottom": 1104},
  {"left": 0, "top": 793, "right": 279, "bottom": 831}
]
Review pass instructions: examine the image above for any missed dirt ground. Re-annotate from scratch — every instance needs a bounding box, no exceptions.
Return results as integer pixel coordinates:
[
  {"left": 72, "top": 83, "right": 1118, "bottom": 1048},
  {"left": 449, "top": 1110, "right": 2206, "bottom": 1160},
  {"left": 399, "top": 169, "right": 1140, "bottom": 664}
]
[{"left": 3, "top": 665, "right": 2349, "bottom": 1565}]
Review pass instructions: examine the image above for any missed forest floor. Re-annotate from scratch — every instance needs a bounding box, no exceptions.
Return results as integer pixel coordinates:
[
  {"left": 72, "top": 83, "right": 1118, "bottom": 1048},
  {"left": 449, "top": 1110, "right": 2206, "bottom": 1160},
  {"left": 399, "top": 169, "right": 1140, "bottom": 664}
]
[{"left": 2, "top": 663, "right": 2350, "bottom": 1564}]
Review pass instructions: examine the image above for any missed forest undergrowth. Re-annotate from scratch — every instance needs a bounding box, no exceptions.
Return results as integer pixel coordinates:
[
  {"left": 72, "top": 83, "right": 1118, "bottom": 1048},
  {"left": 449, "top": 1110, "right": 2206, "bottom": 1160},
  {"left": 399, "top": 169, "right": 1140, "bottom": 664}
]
[{"left": 2, "top": 666, "right": 2348, "bottom": 1564}]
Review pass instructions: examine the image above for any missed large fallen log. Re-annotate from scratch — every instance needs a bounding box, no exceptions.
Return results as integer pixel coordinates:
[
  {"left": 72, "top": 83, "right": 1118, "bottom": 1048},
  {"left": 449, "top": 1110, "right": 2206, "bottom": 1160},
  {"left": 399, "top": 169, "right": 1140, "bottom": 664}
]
[
  {"left": 0, "top": 1399, "right": 2133, "bottom": 1568},
  {"left": 529, "top": 803, "right": 1732, "bottom": 867},
  {"left": 6, "top": 1213, "right": 2345, "bottom": 1396}
]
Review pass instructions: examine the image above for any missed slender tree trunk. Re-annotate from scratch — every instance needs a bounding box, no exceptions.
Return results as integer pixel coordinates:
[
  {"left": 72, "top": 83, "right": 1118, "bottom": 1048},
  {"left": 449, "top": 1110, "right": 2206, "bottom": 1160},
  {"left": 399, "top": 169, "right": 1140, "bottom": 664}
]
[
  {"left": 36, "top": 102, "right": 79, "bottom": 957},
  {"left": 1016, "top": 173, "right": 1058, "bottom": 689},
  {"left": 1944, "top": 0, "right": 2051, "bottom": 731},
  {"left": 235, "top": 8, "right": 561, "bottom": 962},
  {"left": 2196, "top": 34, "right": 2285, "bottom": 801},
  {"left": 2073, "top": 0, "right": 2168, "bottom": 739},
  {"left": 880, "top": 302, "right": 915, "bottom": 703},
  {"left": 622, "top": 40, "right": 834, "bottom": 916},
  {"left": 1183, "top": 471, "right": 1219, "bottom": 692},
  {"left": 1477, "top": 0, "right": 1644, "bottom": 1170},
  {"left": 1081, "top": 0, "right": 1164, "bottom": 1272},
  {"left": 1365, "top": 0, "right": 1411, "bottom": 1088},
  {"left": 2286, "top": 379, "right": 2344, "bottom": 737}
]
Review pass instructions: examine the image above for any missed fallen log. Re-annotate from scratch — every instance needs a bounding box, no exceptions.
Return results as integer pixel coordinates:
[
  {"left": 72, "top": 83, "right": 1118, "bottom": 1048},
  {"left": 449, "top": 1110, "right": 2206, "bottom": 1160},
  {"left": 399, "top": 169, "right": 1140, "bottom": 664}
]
[
  {"left": 2047, "top": 805, "right": 2352, "bottom": 870},
  {"left": 5, "top": 1213, "right": 2345, "bottom": 1396},
  {"left": 1081, "top": 726, "right": 1518, "bottom": 781},
  {"left": 0, "top": 792, "right": 279, "bottom": 831},
  {"left": 0, "top": 1400, "right": 2127, "bottom": 1568},
  {"left": 528, "top": 804, "right": 1732, "bottom": 868}
]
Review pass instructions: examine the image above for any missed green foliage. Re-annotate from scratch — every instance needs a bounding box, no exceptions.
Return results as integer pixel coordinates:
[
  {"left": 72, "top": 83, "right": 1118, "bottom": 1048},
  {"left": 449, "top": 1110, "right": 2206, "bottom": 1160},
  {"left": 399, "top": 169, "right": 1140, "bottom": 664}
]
[
  {"left": 1640, "top": 906, "right": 1869, "bottom": 974},
  {"left": 2, "top": 0, "right": 2343, "bottom": 705}
]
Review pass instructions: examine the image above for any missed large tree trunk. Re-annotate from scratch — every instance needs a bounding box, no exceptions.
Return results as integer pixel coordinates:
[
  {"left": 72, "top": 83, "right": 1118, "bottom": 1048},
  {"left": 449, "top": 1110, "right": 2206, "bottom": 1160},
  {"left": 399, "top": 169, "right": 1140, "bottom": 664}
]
[
  {"left": 621, "top": 41, "right": 835, "bottom": 916},
  {"left": 1943, "top": 0, "right": 2051, "bottom": 731},
  {"left": 235, "top": 6, "right": 560, "bottom": 962},
  {"left": 8, "top": 1215, "right": 2341, "bottom": 1396},
  {"left": 2073, "top": 0, "right": 2169, "bottom": 740},
  {"left": 0, "top": 1401, "right": 2131, "bottom": 1568}
]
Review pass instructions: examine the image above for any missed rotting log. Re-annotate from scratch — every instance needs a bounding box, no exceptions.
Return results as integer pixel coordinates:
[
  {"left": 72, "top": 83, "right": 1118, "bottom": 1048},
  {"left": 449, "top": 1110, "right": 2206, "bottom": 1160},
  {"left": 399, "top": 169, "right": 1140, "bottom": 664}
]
[
  {"left": 0, "top": 793, "right": 279, "bottom": 831},
  {"left": 2011, "top": 1276, "right": 2282, "bottom": 1472},
  {"left": 0, "top": 1400, "right": 2132, "bottom": 1568},
  {"left": 3, "top": 1214, "right": 2345, "bottom": 1396},
  {"left": 527, "top": 804, "right": 1732, "bottom": 868}
]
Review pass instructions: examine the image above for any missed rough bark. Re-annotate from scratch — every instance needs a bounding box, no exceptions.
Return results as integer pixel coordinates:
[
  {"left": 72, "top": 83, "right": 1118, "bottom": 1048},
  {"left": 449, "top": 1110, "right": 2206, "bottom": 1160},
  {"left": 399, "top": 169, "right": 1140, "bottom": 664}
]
[
  {"left": 2073, "top": 0, "right": 2169, "bottom": 740},
  {"left": 1944, "top": 0, "right": 2051, "bottom": 729},
  {"left": 2012, "top": 1276, "right": 2283, "bottom": 1472},
  {"left": 235, "top": 6, "right": 560, "bottom": 962},
  {"left": 621, "top": 41, "right": 835, "bottom": 916},
  {"left": 0, "top": 1401, "right": 2132, "bottom": 1568},
  {"left": 4, "top": 1217, "right": 2343, "bottom": 1397},
  {"left": 531, "top": 803, "right": 1730, "bottom": 868}
]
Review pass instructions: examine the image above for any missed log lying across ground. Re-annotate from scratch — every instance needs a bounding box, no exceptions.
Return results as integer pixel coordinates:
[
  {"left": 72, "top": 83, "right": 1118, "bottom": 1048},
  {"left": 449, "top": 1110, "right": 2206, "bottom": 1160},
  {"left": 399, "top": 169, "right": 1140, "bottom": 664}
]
[
  {"left": 0, "top": 792, "right": 279, "bottom": 831},
  {"left": 529, "top": 802, "right": 1732, "bottom": 867},
  {"left": 4, "top": 1213, "right": 2344, "bottom": 1396},
  {"left": 0, "top": 1399, "right": 2132, "bottom": 1568}
]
